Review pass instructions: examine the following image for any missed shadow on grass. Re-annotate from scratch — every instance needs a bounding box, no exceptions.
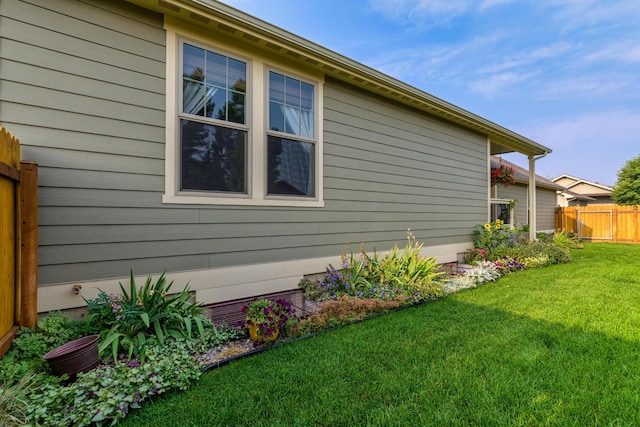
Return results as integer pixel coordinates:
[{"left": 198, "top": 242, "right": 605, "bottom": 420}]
[{"left": 121, "top": 293, "right": 640, "bottom": 427}]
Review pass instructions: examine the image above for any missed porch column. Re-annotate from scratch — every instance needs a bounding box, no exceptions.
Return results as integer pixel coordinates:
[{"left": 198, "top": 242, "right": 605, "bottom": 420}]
[{"left": 528, "top": 155, "right": 537, "bottom": 240}]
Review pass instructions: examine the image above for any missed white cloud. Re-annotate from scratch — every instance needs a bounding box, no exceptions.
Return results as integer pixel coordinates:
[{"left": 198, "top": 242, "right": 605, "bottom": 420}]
[
  {"left": 541, "top": 0, "right": 640, "bottom": 29},
  {"left": 469, "top": 71, "right": 540, "bottom": 97},
  {"left": 523, "top": 110, "right": 640, "bottom": 150},
  {"left": 538, "top": 76, "right": 634, "bottom": 101},
  {"left": 582, "top": 40, "right": 640, "bottom": 64}
]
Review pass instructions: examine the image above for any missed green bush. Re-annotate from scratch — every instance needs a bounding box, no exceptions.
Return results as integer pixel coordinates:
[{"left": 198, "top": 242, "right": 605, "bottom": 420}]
[
  {"left": 0, "top": 313, "right": 87, "bottom": 378},
  {"left": 304, "top": 230, "right": 445, "bottom": 304},
  {"left": 87, "top": 271, "right": 212, "bottom": 361},
  {"left": 473, "top": 220, "right": 522, "bottom": 250},
  {"left": 488, "top": 241, "right": 571, "bottom": 267}
]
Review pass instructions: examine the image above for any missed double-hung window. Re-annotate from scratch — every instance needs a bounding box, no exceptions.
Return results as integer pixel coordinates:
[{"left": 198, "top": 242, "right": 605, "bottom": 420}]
[
  {"left": 180, "top": 43, "right": 248, "bottom": 194},
  {"left": 164, "top": 29, "right": 323, "bottom": 207},
  {"left": 267, "top": 71, "right": 315, "bottom": 197}
]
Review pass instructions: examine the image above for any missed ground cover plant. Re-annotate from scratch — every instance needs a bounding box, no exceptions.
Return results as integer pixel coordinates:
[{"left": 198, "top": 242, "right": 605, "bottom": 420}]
[
  {"left": 0, "top": 228, "right": 577, "bottom": 425},
  {"left": 119, "top": 243, "right": 640, "bottom": 426}
]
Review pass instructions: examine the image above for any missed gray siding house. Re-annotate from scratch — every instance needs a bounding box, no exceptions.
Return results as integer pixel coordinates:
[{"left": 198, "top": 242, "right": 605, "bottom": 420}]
[
  {"left": 0, "top": 0, "right": 551, "bottom": 313},
  {"left": 491, "top": 157, "right": 562, "bottom": 232}
]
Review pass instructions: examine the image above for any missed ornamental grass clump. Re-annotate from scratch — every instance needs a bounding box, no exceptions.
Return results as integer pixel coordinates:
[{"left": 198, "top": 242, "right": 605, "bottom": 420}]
[
  {"left": 86, "top": 271, "right": 212, "bottom": 361},
  {"left": 305, "top": 230, "right": 445, "bottom": 304}
]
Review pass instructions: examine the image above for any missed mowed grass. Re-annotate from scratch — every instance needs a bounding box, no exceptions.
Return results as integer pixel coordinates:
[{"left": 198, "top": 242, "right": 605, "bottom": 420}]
[{"left": 121, "top": 243, "right": 640, "bottom": 426}]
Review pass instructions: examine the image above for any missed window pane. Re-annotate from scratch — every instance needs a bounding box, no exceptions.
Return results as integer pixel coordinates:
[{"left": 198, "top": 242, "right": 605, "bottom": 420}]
[
  {"left": 269, "top": 72, "right": 284, "bottom": 103},
  {"left": 227, "top": 91, "right": 245, "bottom": 124},
  {"left": 300, "top": 82, "right": 314, "bottom": 110},
  {"left": 284, "top": 107, "right": 300, "bottom": 135},
  {"left": 228, "top": 58, "right": 246, "bottom": 93},
  {"left": 300, "top": 110, "right": 313, "bottom": 138},
  {"left": 269, "top": 102, "right": 285, "bottom": 132},
  {"left": 205, "top": 85, "right": 226, "bottom": 120},
  {"left": 267, "top": 135, "right": 314, "bottom": 197},
  {"left": 183, "top": 81, "right": 205, "bottom": 116},
  {"left": 285, "top": 77, "right": 300, "bottom": 108},
  {"left": 181, "top": 119, "right": 246, "bottom": 193},
  {"left": 183, "top": 44, "right": 204, "bottom": 81},
  {"left": 205, "top": 51, "right": 227, "bottom": 88}
]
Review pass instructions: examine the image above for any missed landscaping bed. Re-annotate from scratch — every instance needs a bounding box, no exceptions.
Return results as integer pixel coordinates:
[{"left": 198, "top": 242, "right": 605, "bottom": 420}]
[{"left": 0, "top": 225, "right": 577, "bottom": 426}]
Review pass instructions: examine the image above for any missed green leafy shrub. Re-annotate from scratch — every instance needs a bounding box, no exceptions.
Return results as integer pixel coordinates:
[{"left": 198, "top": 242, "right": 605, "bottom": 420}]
[
  {"left": 25, "top": 340, "right": 201, "bottom": 426},
  {"left": 473, "top": 220, "right": 522, "bottom": 250},
  {"left": 305, "top": 230, "right": 445, "bottom": 304},
  {"left": 488, "top": 241, "right": 571, "bottom": 267},
  {"left": 0, "top": 313, "right": 87, "bottom": 377},
  {"left": 87, "top": 271, "right": 212, "bottom": 361}
]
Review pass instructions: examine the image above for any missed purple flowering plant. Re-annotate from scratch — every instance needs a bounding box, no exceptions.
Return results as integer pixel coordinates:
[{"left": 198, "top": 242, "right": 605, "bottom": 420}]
[{"left": 242, "top": 298, "right": 296, "bottom": 344}]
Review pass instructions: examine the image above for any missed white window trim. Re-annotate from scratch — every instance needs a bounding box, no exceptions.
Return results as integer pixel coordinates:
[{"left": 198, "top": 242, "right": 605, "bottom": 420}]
[
  {"left": 163, "top": 19, "right": 324, "bottom": 207},
  {"left": 490, "top": 198, "right": 515, "bottom": 226}
]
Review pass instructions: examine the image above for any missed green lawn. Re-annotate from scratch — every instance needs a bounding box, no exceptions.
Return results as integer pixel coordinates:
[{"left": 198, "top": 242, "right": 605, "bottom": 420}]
[{"left": 121, "top": 243, "right": 640, "bottom": 426}]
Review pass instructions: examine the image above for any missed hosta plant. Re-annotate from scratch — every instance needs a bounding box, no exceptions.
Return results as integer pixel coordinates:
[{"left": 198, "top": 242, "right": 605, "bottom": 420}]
[{"left": 86, "top": 271, "right": 212, "bottom": 361}]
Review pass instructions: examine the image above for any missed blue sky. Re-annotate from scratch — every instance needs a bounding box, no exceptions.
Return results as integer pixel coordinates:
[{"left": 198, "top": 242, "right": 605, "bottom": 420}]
[{"left": 221, "top": 0, "right": 640, "bottom": 186}]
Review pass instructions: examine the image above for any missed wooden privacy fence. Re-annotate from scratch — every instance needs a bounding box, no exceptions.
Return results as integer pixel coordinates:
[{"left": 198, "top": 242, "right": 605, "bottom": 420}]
[
  {"left": 556, "top": 205, "right": 640, "bottom": 243},
  {"left": 0, "top": 126, "right": 38, "bottom": 357}
]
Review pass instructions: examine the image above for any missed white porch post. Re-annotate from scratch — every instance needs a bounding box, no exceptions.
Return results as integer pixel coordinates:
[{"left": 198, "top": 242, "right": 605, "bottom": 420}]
[
  {"left": 528, "top": 152, "right": 549, "bottom": 240},
  {"left": 528, "top": 155, "right": 537, "bottom": 240}
]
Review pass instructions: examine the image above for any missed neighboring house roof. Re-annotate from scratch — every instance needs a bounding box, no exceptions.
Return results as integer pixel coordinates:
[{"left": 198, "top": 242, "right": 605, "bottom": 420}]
[
  {"left": 491, "top": 156, "right": 563, "bottom": 191},
  {"left": 560, "top": 189, "right": 597, "bottom": 202},
  {"left": 126, "top": 0, "right": 551, "bottom": 158},
  {"left": 552, "top": 175, "right": 613, "bottom": 195},
  {"left": 552, "top": 174, "right": 613, "bottom": 197}
]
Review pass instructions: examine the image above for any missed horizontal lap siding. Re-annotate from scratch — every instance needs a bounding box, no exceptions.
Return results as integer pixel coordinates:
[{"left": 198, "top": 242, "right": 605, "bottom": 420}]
[
  {"left": 322, "top": 79, "right": 487, "bottom": 250},
  {"left": 0, "top": 0, "right": 167, "bottom": 284},
  {"left": 536, "top": 188, "right": 557, "bottom": 230},
  {"left": 1, "top": 0, "right": 488, "bottom": 287}
]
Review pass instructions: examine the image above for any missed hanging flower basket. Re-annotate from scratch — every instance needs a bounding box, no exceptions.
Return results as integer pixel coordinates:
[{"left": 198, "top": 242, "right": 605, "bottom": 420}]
[{"left": 491, "top": 165, "right": 516, "bottom": 186}]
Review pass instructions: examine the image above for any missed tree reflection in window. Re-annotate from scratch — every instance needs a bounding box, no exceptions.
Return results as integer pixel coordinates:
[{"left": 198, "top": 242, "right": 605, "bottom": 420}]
[{"left": 180, "top": 43, "right": 247, "bottom": 193}]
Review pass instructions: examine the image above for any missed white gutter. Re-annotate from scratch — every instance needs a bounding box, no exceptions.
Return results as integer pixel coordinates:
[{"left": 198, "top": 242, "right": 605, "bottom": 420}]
[{"left": 528, "top": 152, "right": 550, "bottom": 240}]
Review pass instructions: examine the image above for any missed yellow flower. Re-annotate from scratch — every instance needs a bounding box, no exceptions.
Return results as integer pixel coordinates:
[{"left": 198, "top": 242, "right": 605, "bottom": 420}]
[
  {"left": 496, "top": 219, "right": 503, "bottom": 225},
  {"left": 484, "top": 223, "right": 491, "bottom": 229},
  {"left": 495, "top": 224, "right": 502, "bottom": 230}
]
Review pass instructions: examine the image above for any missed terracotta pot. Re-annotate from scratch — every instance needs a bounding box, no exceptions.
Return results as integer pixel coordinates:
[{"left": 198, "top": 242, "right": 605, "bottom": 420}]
[
  {"left": 247, "top": 322, "right": 278, "bottom": 343},
  {"left": 43, "top": 334, "right": 100, "bottom": 381}
]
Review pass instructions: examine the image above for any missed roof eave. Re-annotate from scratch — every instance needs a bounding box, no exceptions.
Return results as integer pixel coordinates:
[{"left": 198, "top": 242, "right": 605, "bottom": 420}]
[{"left": 128, "top": 0, "right": 551, "bottom": 157}]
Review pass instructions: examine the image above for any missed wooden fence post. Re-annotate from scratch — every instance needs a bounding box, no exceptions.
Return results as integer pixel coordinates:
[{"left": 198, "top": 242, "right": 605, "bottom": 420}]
[{"left": 20, "top": 161, "right": 38, "bottom": 328}]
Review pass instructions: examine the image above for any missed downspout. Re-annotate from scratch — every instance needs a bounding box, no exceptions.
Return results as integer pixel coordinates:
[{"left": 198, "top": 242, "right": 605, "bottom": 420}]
[{"left": 528, "top": 151, "right": 549, "bottom": 240}]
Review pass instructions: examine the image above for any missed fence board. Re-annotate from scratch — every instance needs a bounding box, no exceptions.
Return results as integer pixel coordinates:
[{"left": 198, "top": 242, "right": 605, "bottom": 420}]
[
  {"left": 556, "top": 205, "right": 640, "bottom": 243},
  {"left": 0, "top": 127, "right": 38, "bottom": 357},
  {"left": 0, "top": 127, "right": 20, "bottom": 356}
]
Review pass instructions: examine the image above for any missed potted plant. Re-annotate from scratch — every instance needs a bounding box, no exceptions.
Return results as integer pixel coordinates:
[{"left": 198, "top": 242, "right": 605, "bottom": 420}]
[
  {"left": 242, "top": 298, "right": 295, "bottom": 345},
  {"left": 491, "top": 165, "right": 516, "bottom": 186}
]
